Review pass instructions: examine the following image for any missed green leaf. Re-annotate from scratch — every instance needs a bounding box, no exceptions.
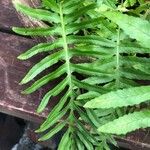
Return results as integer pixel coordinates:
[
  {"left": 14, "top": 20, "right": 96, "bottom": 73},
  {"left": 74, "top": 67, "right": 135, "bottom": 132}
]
[
  {"left": 94, "top": 109, "right": 114, "bottom": 118},
  {"left": 119, "top": 78, "right": 140, "bottom": 88},
  {"left": 137, "top": 0, "right": 145, "bottom": 4},
  {"left": 42, "top": 0, "right": 59, "bottom": 13},
  {"left": 23, "top": 64, "right": 66, "bottom": 94},
  {"left": 134, "top": 65, "right": 150, "bottom": 75},
  {"left": 97, "top": 0, "right": 117, "bottom": 9},
  {"left": 75, "top": 45, "right": 114, "bottom": 55},
  {"left": 58, "top": 130, "right": 71, "bottom": 150},
  {"left": 38, "top": 121, "right": 66, "bottom": 141},
  {"left": 75, "top": 137, "right": 85, "bottom": 150},
  {"left": 65, "top": 3, "right": 96, "bottom": 23},
  {"left": 98, "top": 109, "right": 150, "bottom": 135},
  {"left": 75, "top": 106, "right": 96, "bottom": 128},
  {"left": 72, "top": 78, "right": 108, "bottom": 94},
  {"left": 70, "top": 49, "right": 107, "bottom": 58},
  {"left": 13, "top": 1, "right": 59, "bottom": 23},
  {"left": 72, "top": 64, "right": 112, "bottom": 77},
  {"left": 86, "top": 109, "right": 101, "bottom": 127},
  {"left": 77, "top": 130, "right": 94, "bottom": 150},
  {"left": 66, "top": 17, "right": 102, "bottom": 34},
  {"left": 18, "top": 39, "right": 63, "bottom": 60},
  {"left": 77, "top": 58, "right": 115, "bottom": 73},
  {"left": 98, "top": 115, "right": 116, "bottom": 126},
  {"left": 20, "top": 51, "right": 63, "bottom": 84},
  {"left": 39, "top": 91, "right": 70, "bottom": 130},
  {"left": 37, "top": 104, "right": 69, "bottom": 132},
  {"left": 84, "top": 86, "right": 150, "bottom": 109},
  {"left": 63, "top": 0, "right": 83, "bottom": 14},
  {"left": 13, "top": 26, "right": 61, "bottom": 36},
  {"left": 104, "top": 0, "right": 117, "bottom": 8},
  {"left": 120, "top": 41, "right": 150, "bottom": 53},
  {"left": 104, "top": 11, "right": 150, "bottom": 48},
  {"left": 121, "top": 56, "right": 150, "bottom": 67},
  {"left": 83, "top": 76, "right": 114, "bottom": 85},
  {"left": 77, "top": 91, "right": 101, "bottom": 100},
  {"left": 37, "top": 78, "right": 68, "bottom": 113},
  {"left": 76, "top": 119, "right": 98, "bottom": 145},
  {"left": 121, "top": 68, "right": 150, "bottom": 80},
  {"left": 69, "top": 35, "right": 115, "bottom": 47},
  {"left": 96, "top": 17, "right": 117, "bottom": 39}
]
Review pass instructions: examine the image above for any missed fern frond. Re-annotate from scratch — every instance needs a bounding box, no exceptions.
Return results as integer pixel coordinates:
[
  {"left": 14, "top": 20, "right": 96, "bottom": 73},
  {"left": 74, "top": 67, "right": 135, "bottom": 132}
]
[
  {"left": 83, "top": 76, "right": 114, "bottom": 85},
  {"left": 13, "top": 1, "right": 60, "bottom": 23},
  {"left": 13, "top": 0, "right": 150, "bottom": 148},
  {"left": 13, "top": 26, "right": 61, "bottom": 36},
  {"left": 37, "top": 78, "right": 68, "bottom": 113},
  {"left": 84, "top": 2, "right": 150, "bottom": 138},
  {"left": 119, "top": 41, "right": 150, "bottom": 53},
  {"left": 57, "top": 130, "right": 71, "bottom": 150},
  {"left": 38, "top": 91, "right": 70, "bottom": 130},
  {"left": 98, "top": 109, "right": 150, "bottom": 135},
  {"left": 42, "top": 0, "right": 59, "bottom": 13},
  {"left": 13, "top": 0, "right": 110, "bottom": 149},
  {"left": 72, "top": 78, "right": 108, "bottom": 94},
  {"left": 103, "top": 11, "right": 150, "bottom": 48},
  {"left": 20, "top": 51, "right": 63, "bottom": 84},
  {"left": 23, "top": 64, "right": 66, "bottom": 94},
  {"left": 77, "top": 91, "right": 101, "bottom": 100},
  {"left": 17, "top": 39, "right": 63, "bottom": 60},
  {"left": 37, "top": 104, "right": 70, "bottom": 132},
  {"left": 39, "top": 121, "right": 67, "bottom": 141},
  {"left": 121, "top": 68, "right": 150, "bottom": 80},
  {"left": 77, "top": 130, "right": 94, "bottom": 150},
  {"left": 84, "top": 86, "right": 150, "bottom": 109}
]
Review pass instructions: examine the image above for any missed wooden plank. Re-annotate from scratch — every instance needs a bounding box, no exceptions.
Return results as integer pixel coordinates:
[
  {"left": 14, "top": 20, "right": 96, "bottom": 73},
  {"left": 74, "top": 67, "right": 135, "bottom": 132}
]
[
  {"left": 0, "top": 0, "right": 57, "bottom": 123},
  {"left": 0, "top": 32, "right": 60, "bottom": 123},
  {"left": 116, "top": 130, "right": 150, "bottom": 150},
  {"left": 0, "top": 0, "right": 23, "bottom": 30},
  {"left": 0, "top": 0, "right": 46, "bottom": 31}
]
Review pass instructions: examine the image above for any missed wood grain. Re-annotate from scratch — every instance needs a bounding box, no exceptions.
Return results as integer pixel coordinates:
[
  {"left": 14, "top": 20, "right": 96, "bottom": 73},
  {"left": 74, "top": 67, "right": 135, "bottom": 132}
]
[
  {"left": 0, "top": 0, "right": 23, "bottom": 30},
  {"left": 0, "top": 32, "right": 48, "bottom": 123}
]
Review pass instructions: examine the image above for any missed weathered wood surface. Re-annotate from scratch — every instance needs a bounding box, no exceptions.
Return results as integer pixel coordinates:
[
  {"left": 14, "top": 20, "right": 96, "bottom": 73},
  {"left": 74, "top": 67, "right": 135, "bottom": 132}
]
[
  {"left": 116, "top": 130, "right": 150, "bottom": 150},
  {"left": 0, "top": 0, "right": 23, "bottom": 30},
  {"left": 0, "top": 0, "right": 59, "bottom": 123},
  {"left": 0, "top": 0, "right": 43, "bottom": 30},
  {"left": 0, "top": 32, "right": 48, "bottom": 123}
]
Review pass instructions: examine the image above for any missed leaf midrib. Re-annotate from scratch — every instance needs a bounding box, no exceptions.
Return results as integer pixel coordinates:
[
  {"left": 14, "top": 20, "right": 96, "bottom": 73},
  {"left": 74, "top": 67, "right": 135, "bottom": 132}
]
[
  {"left": 59, "top": 3, "right": 73, "bottom": 90},
  {"left": 115, "top": 28, "right": 121, "bottom": 88}
]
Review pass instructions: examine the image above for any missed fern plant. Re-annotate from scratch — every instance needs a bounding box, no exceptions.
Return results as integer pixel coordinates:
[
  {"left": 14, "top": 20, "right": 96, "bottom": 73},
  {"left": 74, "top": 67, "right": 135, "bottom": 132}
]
[
  {"left": 12, "top": 0, "right": 117, "bottom": 149},
  {"left": 13, "top": 0, "right": 150, "bottom": 149},
  {"left": 84, "top": 0, "right": 150, "bottom": 135},
  {"left": 85, "top": 86, "right": 150, "bottom": 134}
]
